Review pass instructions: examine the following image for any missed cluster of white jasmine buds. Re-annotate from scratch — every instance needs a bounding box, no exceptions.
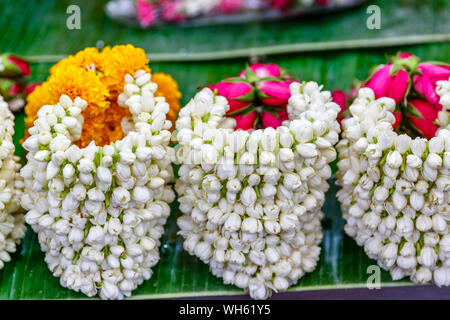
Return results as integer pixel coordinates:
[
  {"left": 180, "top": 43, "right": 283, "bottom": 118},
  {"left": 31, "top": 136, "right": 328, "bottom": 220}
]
[
  {"left": 0, "top": 95, "right": 25, "bottom": 270},
  {"left": 436, "top": 77, "right": 450, "bottom": 130},
  {"left": 20, "top": 70, "right": 175, "bottom": 299},
  {"left": 336, "top": 87, "right": 450, "bottom": 287},
  {"left": 174, "top": 81, "right": 340, "bottom": 299}
]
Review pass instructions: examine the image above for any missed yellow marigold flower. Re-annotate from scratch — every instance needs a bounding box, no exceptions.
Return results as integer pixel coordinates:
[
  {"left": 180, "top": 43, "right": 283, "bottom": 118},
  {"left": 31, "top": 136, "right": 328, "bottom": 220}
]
[
  {"left": 25, "top": 65, "right": 109, "bottom": 147},
  {"left": 24, "top": 45, "right": 181, "bottom": 147},
  {"left": 100, "top": 44, "right": 151, "bottom": 101},
  {"left": 49, "top": 47, "right": 103, "bottom": 76},
  {"left": 152, "top": 72, "right": 182, "bottom": 129}
]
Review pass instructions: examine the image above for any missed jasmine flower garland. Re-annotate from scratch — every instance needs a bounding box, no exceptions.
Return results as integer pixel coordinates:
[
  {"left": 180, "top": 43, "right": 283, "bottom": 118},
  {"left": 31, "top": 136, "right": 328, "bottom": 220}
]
[
  {"left": 336, "top": 82, "right": 450, "bottom": 286},
  {"left": 20, "top": 70, "right": 175, "bottom": 299},
  {"left": 174, "top": 81, "right": 340, "bottom": 299},
  {"left": 0, "top": 95, "right": 25, "bottom": 269}
]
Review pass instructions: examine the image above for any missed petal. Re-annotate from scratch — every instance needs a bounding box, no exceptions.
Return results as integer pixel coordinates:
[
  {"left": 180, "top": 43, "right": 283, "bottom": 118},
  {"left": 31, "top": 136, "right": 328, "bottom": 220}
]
[
  {"left": 413, "top": 75, "right": 440, "bottom": 105},
  {"left": 387, "top": 69, "right": 410, "bottom": 104},
  {"left": 261, "top": 111, "right": 282, "bottom": 129},
  {"left": 258, "top": 80, "right": 292, "bottom": 106},
  {"left": 364, "top": 65, "right": 392, "bottom": 99},
  {"left": 232, "top": 111, "right": 257, "bottom": 130}
]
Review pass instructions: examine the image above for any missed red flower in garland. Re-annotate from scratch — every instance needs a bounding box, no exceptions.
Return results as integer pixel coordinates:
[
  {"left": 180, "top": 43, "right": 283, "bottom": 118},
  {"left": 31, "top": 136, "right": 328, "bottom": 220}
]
[
  {"left": 208, "top": 80, "right": 255, "bottom": 114},
  {"left": 208, "top": 63, "right": 296, "bottom": 131},
  {"left": 405, "top": 99, "right": 440, "bottom": 139},
  {"left": 0, "top": 54, "right": 30, "bottom": 78}
]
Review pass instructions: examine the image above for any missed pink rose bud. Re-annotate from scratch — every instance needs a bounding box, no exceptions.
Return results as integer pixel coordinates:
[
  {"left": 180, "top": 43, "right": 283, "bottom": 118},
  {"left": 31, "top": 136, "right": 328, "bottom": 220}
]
[
  {"left": 406, "top": 99, "right": 440, "bottom": 139},
  {"left": 396, "top": 52, "right": 414, "bottom": 60},
  {"left": 231, "top": 110, "right": 257, "bottom": 131},
  {"left": 393, "top": 112, "right": 402, "bottom": 131},
  {"left": 387, "top": 69, "right": 410, "bottom": 104},
  {"left": 136, "top": 0, "right": 157, "bottom": 27},
  {"left": 261, "top": 109, "right": 288, "bottom": 129},
  {"left": 332, "top": 88, "right": 357, "bottom": 124},
  {"left": 363, "top": 65, "right": 410, "bottom": 104},
  {"left": 269, "top": 0, "right": 291, "bottom": 10},
  {"left": 25, "top": 83, "right": 40, "bottom": 95},
  {"left": 161, "top": 1, "right": 185, "bottom": 23},
  {"left": 316, "top": 0, "right": 331, "bottom": 5},
  {"left": 218, "top": 0, "right": 245, "bottom": 13},
  {"left": 332, "top": 89, "right": 348, "bottom": 124},
  {"left": 208, "top": 80, "right": 255, "bottom": 114},
  {"left": 0, "top": 78, "right": 25, "bottom": 100},
  {"left": 413, "top": 63, "right": 450, "bottom": 105},
  {"left": 0, "top": 54, "right": 30, "bottom": 77},
  {"left": 238, "top": 63, "right": 284, "bottom": 79},
  {"left": 257, "top": 80, "right": 293, "bottom": 106}
]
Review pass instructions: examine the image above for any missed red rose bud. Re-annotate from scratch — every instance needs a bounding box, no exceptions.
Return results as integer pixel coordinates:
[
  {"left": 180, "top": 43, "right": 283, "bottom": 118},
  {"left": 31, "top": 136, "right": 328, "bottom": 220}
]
[
  {"left": 413, "top": 63, "right": 450, "bottom": 105},
  {"left": 363, "top": 65, "right": 410, "bottom": 104},
  {"left": 316, "top": 0, "right": 331, "bottom": 5},
  {"left": 238, "top": 63, "right": 284, "bottom": 78},
  {"left": 332, "top": 88, "right": 357, "bottom": 124},
  {"left": 257, "top": 80, "right": 293, "bottom": 106},
  {"left": 405, "top": 99, "right": 440, "bottom": 139},
  {"left": 218, "top": 0, "right": 245, "bottom": 13},
  {"left": 396, "top": 52, "right": 414, "bottom": 60},
  {"left": 231, "top": 110, "right": 257, "bottom": 131},
  {"left": 332, "top": 89, "right": 348, "bottom": 124},
  {"left": 9, "top": 81, "right": 25, "bottom": 95},
  {"left": 208, "top": 80, "right": 255, "bottom": 114},
  {"left": 0, "top": 54, "right": 30, "bottom": 77},
  {"left": 25, "top": 83, "right": 40, "bottom": 95},
  {"left": 393, "top": 111, "right": 402, "bottom": 131},
  {"left": 0, "top": 78, "right": 25, "bottom": 100},
  {"left": 387, "top": 69, "right": 410, "bottom": 104},
  {"left": 269, "top": 0, "right": 291, "bottom": 10},
  {"left": 261, "top": 109, "right": 288, "bottom": 129}
]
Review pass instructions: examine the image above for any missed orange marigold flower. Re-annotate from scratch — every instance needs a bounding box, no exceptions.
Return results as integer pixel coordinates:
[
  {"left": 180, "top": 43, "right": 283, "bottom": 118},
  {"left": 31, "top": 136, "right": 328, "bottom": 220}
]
[
  {"left": 100, "top": 45, "right": 151, "bottom": 101},
  {"left": 25, "top": 65, "right": 109, "bottom": 147},
  {"left": 49, "top": 47, "right": 103, "bottom": 76},
  {"left": 24, "top": 45, "right": 181, "bottom": 147}
]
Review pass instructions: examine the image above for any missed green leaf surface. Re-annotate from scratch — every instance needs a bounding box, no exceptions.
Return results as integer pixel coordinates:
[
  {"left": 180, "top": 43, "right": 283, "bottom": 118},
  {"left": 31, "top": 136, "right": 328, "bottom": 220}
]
[
  {"left": 0, "top": 0, "right": 449, "bottom": 61},
  {"left": 1, "top": 0, "right": 449, "bottom": 299},
  {"left": 3, "top": 42, "right": 450, "bottom": 299}
]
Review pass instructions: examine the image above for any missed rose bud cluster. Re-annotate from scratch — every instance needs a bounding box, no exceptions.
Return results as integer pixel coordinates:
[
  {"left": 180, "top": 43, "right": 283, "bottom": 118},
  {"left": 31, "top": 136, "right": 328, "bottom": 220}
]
[
  {"left": 20, "top": 70, "right": 175, "bottom": 299},
  {"left": 174, "top": 80, "right": 340, "bottom": 299},
  {"left": 407, "top": 61, "right": 450, "bottom": 139},
  {"left": 208, "top": 63, "right": 295, "bottom": 131},
  {"left": 336, "top": 85, "right": 450, "bottom": 287},
  {"left": 334, "top": 53, "right": 450, "bottom": 139},
  {"left": 0, "top": 95, "right": 25, "bottom": 270},
  {"left": 0, "top": 53, "right": 38, "bottom": 112}
]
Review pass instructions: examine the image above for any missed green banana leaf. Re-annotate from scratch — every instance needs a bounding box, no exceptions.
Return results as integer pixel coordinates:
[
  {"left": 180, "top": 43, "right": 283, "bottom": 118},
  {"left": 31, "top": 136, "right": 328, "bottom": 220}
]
[
  {"left": 2, "top": 42, "right": 449, "bottom": 299},
  {"left": 1, "top": 0, "right": 449, "bottom": 62},
  {"left": 0, "top": 0, "right": 449, "bottom": 299}
]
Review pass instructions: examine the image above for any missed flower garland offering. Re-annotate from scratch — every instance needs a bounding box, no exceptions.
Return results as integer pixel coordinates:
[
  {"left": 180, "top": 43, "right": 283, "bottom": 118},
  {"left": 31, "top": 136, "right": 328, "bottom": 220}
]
[
  {"left": 21, "top": 70, "right": 176, "bottom": 299},
  {"left": 106, "top": 0, "right": 366, "bottom": 28},
  {"left": 0, "top": 95, "right": 26, "bottom": 270},
  {"left": 24, "top": 45, "right": 181, "bottom": 148},
  {"left": 174, "top": 63, "right": 341, "bottom": 299},
  {"left": 336, "top": 53, "right": 450, "bottom": 286}
]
